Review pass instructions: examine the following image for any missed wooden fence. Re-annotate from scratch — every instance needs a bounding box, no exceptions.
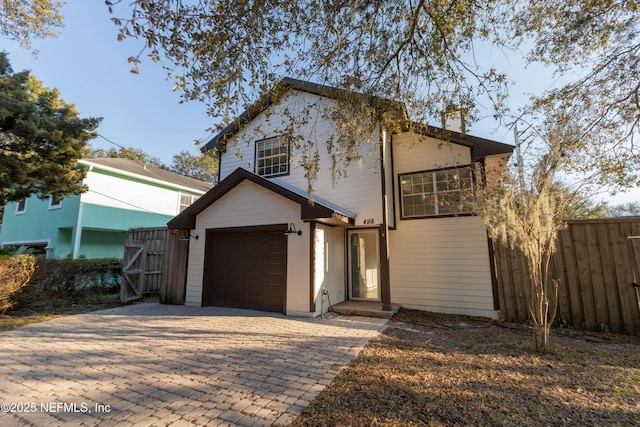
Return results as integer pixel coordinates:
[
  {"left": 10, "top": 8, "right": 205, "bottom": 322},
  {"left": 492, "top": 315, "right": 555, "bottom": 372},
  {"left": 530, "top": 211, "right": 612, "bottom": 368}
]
[
  {"left": 493, "top": 217, "right": 640, "bottom": 334},
  {"left": 120, "top": 227, "right": 188, "bottom": 304}
]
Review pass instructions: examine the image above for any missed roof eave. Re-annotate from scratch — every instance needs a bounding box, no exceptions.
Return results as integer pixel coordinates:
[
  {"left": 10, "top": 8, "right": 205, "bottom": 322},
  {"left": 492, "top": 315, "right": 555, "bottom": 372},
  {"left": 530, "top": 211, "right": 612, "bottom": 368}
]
[
  {"left": 403, "top": 122, "right": 515, "bottom": 160},
  {"left": 167, "top": 168, "right": 356, "bottom": 230}
]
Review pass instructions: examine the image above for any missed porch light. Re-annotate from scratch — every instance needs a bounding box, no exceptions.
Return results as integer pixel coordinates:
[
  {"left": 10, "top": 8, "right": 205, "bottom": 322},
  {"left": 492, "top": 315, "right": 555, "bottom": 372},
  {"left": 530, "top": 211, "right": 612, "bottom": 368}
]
[
  {"left": 284, "top": 223, "right": 302, "bottom": 236},
  {"left": 179, "top": 232, "right": 199, "bottom": 241}
]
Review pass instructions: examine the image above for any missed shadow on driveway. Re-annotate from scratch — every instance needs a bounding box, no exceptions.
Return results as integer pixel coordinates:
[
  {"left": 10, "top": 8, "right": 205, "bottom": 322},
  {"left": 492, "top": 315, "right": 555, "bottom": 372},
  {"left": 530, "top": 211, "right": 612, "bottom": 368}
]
[{"left": 0, "top": 303, "right": 387, "bottom": 426}]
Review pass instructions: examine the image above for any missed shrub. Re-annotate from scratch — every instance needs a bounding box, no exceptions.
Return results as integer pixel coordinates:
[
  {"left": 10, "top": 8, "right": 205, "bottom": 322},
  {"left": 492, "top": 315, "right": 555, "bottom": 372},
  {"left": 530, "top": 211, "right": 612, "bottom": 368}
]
[
  {"left": 0, "top": 255, "right": 36, "bottom": 315},
  {"left": 12, "top": 258, "right": 122, "bottom": 310}
]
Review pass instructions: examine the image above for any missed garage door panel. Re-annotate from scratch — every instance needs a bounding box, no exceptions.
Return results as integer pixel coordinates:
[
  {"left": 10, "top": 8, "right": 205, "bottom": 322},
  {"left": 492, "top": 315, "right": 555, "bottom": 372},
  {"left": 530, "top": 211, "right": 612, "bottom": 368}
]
[{"left": 202, "top": 225, "right": 287, "bottom": 313}]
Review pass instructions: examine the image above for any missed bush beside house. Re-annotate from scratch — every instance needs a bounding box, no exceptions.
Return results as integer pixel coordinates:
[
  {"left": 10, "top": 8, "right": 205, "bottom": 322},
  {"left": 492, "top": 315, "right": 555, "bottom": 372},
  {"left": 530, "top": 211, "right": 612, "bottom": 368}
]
[
  {"left": 5, "top": 258, "right": 122, "bottom": 312},
  {"left": 0, "top": 255, "right": 36, "bottom": 314}
]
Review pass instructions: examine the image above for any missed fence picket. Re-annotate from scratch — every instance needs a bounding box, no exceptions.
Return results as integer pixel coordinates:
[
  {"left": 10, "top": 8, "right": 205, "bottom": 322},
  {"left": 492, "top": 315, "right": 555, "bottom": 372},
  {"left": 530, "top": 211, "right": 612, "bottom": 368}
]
[{"left": 495, "top": 218, "right": 640, "bottom": 335}]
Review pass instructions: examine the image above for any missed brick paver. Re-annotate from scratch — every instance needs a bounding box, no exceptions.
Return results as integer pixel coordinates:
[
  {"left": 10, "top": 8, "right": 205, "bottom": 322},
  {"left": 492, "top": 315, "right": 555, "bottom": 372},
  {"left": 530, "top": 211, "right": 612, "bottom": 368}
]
[{"left": 0, "top": 303, "right": 386, "bottom": 426}]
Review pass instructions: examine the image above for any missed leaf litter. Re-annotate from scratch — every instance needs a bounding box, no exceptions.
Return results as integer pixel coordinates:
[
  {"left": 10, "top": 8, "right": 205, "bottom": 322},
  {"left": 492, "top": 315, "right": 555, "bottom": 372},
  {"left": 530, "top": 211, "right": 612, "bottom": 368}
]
[{"left": 291, "top": 309, "right": 640, "bottom": 427}]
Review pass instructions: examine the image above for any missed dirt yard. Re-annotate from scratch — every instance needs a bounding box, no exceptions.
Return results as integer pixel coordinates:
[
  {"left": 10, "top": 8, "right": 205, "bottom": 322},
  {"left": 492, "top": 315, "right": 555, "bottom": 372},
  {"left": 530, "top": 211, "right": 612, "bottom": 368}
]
[{"left": 292, "top": 309, "right": 640, "bottom": 426}]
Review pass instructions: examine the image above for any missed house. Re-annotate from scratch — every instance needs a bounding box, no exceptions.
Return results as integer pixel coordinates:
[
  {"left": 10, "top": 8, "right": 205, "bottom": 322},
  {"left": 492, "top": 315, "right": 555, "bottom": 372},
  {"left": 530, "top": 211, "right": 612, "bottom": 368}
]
[
  {"left": 168, "top": 78, "right": 514, "bottom": 319},
  {"left": 0, "top": 158, "right": 212, "bottom": 259}
]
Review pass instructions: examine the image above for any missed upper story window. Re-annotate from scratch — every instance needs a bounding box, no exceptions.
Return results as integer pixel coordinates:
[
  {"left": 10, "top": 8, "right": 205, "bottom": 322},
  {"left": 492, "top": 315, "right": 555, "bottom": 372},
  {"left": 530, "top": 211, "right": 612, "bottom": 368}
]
[
  {"left": 179, "top": 193, "right": 198, "bottom": 213},
  {"left": 48, "top": 196, "right": 62, "bottom": 210},
  {"left": 15, "top": 198, "right": 27, "bottom": 215},
  {"left": 399, "top": 165, "right": 475, "bottom": 218},
  {"left": 255, "top": 136, "right": 289, "bottom": 177}
]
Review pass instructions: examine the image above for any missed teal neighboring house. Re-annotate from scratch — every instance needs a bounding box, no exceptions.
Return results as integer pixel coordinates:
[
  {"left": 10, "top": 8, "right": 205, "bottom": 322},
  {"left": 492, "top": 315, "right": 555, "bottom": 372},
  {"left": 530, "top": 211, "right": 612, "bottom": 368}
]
[{"left": 0, "top": 158, "right": 212, "bottom": 259}]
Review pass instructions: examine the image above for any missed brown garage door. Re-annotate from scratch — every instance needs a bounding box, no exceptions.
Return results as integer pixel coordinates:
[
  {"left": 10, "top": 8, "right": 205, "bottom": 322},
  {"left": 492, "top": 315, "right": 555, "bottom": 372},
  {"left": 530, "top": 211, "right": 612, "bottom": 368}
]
[{"left": 202, "top": 225, "right": 287, "bottom": 313}]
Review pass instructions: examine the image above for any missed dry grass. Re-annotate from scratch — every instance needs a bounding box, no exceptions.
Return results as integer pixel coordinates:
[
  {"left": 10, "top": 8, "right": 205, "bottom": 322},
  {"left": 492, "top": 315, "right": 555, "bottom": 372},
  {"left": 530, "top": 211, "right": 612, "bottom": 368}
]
[
  {"left": 0, "top": 293, "right": 141, "bottom": 332},
  {"left": 292, "top": 309, "right": 640, "bottom": 426}
]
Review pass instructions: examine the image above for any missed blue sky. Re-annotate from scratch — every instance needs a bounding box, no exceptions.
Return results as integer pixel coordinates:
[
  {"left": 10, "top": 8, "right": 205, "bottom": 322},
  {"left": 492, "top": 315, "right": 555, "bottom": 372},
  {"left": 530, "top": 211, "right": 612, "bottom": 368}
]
[
  {"left": 3, "top": 1, "right": 214, "bottom": 165},
  {"left": 2, "top": 1, "right": 637, "bottom": 204}
]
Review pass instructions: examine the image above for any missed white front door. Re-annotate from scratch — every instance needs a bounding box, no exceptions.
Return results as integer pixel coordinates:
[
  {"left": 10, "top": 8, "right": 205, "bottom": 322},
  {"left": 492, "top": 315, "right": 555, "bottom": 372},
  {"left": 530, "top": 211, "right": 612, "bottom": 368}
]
[{"left": 347, "top": 229, "right": 380, "bottom": 300}]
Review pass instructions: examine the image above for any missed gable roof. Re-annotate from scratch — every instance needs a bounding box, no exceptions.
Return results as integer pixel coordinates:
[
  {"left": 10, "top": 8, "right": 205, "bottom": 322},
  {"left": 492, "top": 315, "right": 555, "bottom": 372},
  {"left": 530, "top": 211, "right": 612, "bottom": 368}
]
[
  {"left": 201, "top": 77, "right": 405, "bottom": 153},
  {"left": 167, "top": 167, "right": 356, "bottom": 229},
  {"left": 201, "top": 77, "right": 513, "bottom": 158},
  {"left": 79, "top": 158, "right": 213, "bottom": 193}
]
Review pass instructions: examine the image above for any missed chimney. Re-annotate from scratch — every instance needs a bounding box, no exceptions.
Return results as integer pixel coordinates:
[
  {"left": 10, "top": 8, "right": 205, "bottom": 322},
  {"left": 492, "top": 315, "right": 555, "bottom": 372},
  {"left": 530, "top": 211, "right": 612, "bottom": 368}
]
[{"left": 441, "top": 104, "right": 467, "bottom": 134}]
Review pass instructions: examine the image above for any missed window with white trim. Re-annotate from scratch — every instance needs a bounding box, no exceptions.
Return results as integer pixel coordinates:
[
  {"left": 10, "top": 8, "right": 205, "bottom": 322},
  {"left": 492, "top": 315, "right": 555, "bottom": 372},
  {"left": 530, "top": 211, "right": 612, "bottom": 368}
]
[
  {"left": 255, "top": 136, "right": 289, "bottom": 177},
  {"left": 48, "top": 196, "right": 62, "bottom": 210},
  {"left": 179, "top": 193, "right": 198, "bottom": 213},
  {"left": 15, "top": 198, "right": 27, "bottom": 214},
  {"left": 400, "top": 166, "right": 475, "bottom": 218}
]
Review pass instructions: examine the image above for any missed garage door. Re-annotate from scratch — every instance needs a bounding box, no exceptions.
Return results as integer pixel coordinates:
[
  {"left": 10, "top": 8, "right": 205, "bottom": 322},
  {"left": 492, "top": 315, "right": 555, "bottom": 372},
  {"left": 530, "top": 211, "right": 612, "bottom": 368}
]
[{"left": 202, "top": 225, "right": 287, "bottom": 312}]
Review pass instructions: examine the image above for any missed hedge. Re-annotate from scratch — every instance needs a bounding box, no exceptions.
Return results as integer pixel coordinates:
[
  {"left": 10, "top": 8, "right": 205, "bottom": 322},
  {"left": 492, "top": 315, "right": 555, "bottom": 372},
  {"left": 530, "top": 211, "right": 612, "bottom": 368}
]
[{"left": 11, "top": 258, "right": 122, "bottom": 310}]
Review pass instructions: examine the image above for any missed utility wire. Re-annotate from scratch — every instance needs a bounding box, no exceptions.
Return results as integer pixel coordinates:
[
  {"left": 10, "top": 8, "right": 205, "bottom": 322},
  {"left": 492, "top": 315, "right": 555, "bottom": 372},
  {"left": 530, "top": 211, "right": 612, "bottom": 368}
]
[
  {"left": 86, "top": 189, "right": 176, "bottom": 220},
  {"left": 96, "top": 133, "right": 128, "bottom": 151},
  {"left": 95, "top": 133, "right": 151, "bottom": 164}
]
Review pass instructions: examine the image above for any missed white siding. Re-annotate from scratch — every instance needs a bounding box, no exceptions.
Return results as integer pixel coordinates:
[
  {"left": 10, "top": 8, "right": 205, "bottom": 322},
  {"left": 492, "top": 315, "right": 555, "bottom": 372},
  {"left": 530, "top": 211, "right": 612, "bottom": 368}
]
[
  {"left": 81, "top": 169, "right": 180, "bottom": 216},
  {"left": 382, "top": 129, "right": 395, "bottom": 228},
  {"left": 389, "top": 132, "right": 497, "bottom": 318},
  {"left": 392, "top": 132, "right": 472, "bottom": 171},
  {"left": 219, "top": 90, "right": 383, "bottom": 226},
  {"left": 184, "top": 180, "right": 311, "bottom": 315},
  {"left": 313, "top": 223, "right": 345, "bottom": 316}
]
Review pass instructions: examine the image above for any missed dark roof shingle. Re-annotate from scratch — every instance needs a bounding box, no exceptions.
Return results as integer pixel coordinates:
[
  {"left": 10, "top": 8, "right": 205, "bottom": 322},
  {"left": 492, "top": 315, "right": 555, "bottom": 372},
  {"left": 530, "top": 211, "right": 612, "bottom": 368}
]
[{"left": 80, "top": 158, "right": 213, "bottom": 192}]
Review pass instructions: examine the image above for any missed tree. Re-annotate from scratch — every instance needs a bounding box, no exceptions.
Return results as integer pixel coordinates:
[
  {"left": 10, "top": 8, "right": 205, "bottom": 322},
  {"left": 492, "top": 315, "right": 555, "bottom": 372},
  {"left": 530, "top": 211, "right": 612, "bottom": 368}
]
[
  {"left": 609, "top": 202, "right": 640, "bottom": 217},
  {"left": 107, "top": 1, "right": 639, "bottom": 193},
  {"left": 512, "top": 0, "right": 640, "bottom": 191},
  {"left": 0, "top": 0, "right": 65, "bottom": 49},
  {"left": 478, "top": 139, "right": 566, "bottom": 352},
  {"left": 107, "top": 0, "right": 507, "bottom": 121},
  {"left": 90, "top": 146, "right": 163, "bottom": 167},
  {"left": 550, "top": 182, "right": 609, "bottom": 220},
  {"left": 170, "top": 149, "right": 218, "bottom": 184},
  {"left": 106, "top": 0, "right": 509, "bottom": 187},
  {"left": 477, "top": 106, "right": 609, "bottom": 351},
  {"left": 0, "top": 51, "right": 101, "bottom": 207}
]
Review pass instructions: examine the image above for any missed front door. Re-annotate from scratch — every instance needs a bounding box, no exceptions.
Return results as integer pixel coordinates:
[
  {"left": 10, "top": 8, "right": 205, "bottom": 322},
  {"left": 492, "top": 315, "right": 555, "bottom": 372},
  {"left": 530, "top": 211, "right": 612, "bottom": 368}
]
[{"left": 348, "top": 229, "right": 380, "bottom": 300}]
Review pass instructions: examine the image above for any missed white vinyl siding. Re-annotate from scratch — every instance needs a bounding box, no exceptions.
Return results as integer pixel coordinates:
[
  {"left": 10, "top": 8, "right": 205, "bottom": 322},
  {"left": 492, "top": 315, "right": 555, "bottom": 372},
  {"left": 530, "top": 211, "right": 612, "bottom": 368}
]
[
  {"left": 389, "top": 131, "right": 497, "bottom": 318},
  {"left": 389, "top": 216, "right": 497, "bottom": 318},
  {"left": 184, "top": 180, "right": 311, "bottom": 315},
  {"left": 218, "top": 90, "right": 383, "bottom": 226},
  {"left": 313, "top": 224, "right": 345, "bottom": 316},
  {"left": 383, "top": 129, "right": 395, "bottom": 228},
  {"left": 82, "top": 170, "right": 185, "bottom": 216}
]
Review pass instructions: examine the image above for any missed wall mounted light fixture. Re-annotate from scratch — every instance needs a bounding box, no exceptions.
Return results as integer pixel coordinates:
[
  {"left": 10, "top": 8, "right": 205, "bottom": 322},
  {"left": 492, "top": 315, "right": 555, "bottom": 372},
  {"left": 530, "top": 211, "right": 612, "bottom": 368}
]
[
  {"left": 284, "top": 223, "right": 302, "bottom": 236},
  {"left": 179, "top": 232, "right": 199, "bottom": 241}
]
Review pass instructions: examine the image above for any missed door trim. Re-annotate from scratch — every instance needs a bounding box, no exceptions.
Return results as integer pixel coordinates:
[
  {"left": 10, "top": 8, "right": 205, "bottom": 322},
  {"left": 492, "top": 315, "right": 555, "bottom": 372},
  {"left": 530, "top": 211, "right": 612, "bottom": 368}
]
[{"left": 347, "top": 228, "right": 381, "bottom": 301}]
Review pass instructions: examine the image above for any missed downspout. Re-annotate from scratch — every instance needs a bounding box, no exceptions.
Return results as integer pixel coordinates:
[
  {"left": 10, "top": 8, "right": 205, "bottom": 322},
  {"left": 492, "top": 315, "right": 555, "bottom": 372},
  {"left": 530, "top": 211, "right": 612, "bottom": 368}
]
[
  {"left": 378, "top": 125, "right": 392, "bottom": 311},
  {"left": 72, "top": 167, "right": 90, "bottom": 259},
  {"left": 72, "top": 201, "right": 84, "bottom": 259}
]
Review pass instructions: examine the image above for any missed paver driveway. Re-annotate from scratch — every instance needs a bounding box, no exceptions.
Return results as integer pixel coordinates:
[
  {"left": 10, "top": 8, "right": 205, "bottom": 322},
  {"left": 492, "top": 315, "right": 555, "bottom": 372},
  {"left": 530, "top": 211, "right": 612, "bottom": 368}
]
[{"left": 0, "top": 303, "right": 387, "bottom": 426}]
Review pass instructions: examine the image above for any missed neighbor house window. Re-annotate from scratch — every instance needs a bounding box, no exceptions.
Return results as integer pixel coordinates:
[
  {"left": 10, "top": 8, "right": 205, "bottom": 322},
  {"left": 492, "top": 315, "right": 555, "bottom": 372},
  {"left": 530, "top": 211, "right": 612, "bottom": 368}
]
[
  {"left": 15, "top": 198, "right": 27, "bottom": 214},
  {"left": 179, "top": 193, "right": 198, "bottom": 213},
  {"left": 400, "top": 166, "right": 475, "bottom": 218},
  {"left": 48, "top": 196, "right": 62, "bottom": 210},
  {"left": 255, "top": 136, "right": 289, "bottom": 177}
]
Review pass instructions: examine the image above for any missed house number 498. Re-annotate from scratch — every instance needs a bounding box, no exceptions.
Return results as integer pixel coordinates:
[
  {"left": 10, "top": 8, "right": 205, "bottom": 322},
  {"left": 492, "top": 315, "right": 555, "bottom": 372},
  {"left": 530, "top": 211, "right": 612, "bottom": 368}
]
[{"left": 362, "top": 218, "right": 375, "bottom": 225}]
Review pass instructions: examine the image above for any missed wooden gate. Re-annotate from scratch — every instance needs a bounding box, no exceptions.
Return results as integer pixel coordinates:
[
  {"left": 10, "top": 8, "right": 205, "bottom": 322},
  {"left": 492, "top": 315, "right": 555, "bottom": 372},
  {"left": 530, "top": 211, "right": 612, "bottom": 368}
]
[
  {"left": 121, "top": 239, "right": 145, "bottom": 302},
  {"left": 120, "top": 227, "right": 188, "bottom": 304}
]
